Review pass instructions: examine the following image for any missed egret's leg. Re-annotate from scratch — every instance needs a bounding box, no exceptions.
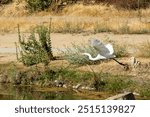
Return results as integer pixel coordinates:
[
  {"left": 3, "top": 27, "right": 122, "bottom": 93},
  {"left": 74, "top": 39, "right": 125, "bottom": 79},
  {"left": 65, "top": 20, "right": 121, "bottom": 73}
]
[{"left": 112, "top": 58, "right": 129, "bottom": 70}]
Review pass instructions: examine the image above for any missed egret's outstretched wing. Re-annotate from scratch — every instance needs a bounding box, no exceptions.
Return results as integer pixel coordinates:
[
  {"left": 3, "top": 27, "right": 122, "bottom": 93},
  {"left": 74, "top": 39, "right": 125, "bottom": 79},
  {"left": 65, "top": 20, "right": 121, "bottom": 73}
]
[
  {"left": 105, "top": 44, "right": 114, "bottom": 55},
  {"left": 88, "top": 39, "right": 115, "bottom": 59},
  {"left": 90, "top": 39, "right": 102, "bottom": 47},
  {"left": 90, "top": 39, "right": 103, "bottom": 51},
  {"left": 83, "top": 39, "right": 127, "bottom": 66},
  {"left": 90, "top": 39, "right": 109, "bottom": 55}
]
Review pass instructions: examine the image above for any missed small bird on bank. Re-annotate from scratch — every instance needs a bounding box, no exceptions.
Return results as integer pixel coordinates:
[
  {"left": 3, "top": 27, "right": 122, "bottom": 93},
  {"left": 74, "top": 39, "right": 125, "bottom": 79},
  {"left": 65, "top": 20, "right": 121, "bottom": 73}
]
[
  {"left": 82, "top": 39, "right": 128, "bottom": 68},
  {"left": 130, "top": 56, "right": 141, "bottom": 68}
]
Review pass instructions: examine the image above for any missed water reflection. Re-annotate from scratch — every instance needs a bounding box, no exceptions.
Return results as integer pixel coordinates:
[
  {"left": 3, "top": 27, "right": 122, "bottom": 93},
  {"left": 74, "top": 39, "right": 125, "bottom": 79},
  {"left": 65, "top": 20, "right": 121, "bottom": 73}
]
[{"left": 0, "top": 84, "right": 82, "bottom": 100}]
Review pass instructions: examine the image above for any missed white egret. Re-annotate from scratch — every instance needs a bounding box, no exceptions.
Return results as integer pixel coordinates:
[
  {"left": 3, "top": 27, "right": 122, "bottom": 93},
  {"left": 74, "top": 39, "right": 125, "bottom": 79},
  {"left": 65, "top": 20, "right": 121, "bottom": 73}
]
[{"left": 83, "top": 39, "right": 128, "bottom": 67}]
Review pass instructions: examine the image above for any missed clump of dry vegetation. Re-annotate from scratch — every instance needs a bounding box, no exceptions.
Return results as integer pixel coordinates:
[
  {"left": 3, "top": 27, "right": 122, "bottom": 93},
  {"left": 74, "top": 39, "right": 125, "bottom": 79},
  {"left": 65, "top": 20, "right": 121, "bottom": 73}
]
[
  {"left": 61, "top": 43, "right": 99, "bottom": 65},
  {"left": 1, "top": 16, "right": 150, "bottom": 34},
  {"left": 0, "top": 0, "right": 27, "bottom": 16},
  {"left": 137, "top": 41, "right": 150, "bottom": 58},
  {"left": 26, "top": 0, "right": 52, "bottom": 12},
  {"left": 0, "top": 0, "right": 150, "bottom": 34},
  {"left": 95, "top": 0, "right": 150, "bottom": 9},
  {"left": 0, "top": 0, "right": 12, "bottom": 4}
]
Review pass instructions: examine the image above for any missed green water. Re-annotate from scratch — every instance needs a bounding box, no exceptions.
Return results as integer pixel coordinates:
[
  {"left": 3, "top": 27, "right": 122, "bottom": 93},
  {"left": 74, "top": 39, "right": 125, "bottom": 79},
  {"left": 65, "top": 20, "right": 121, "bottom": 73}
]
[{"left": 0, "top": 84, "right": 82, "bottom": 100}]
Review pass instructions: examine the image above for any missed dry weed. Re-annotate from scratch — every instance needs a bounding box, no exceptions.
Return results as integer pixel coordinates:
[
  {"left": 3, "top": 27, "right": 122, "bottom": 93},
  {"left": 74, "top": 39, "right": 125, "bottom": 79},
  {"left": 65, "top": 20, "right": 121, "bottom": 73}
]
[{"left": 137, "top": 41, "right": 150, "bottom": 58}]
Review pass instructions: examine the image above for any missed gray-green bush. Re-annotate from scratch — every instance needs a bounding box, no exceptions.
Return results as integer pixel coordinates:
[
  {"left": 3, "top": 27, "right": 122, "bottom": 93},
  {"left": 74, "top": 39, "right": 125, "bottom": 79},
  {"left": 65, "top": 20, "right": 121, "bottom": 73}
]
[
  {"left": 16, "top": 23, "right": 54, "bottom": 66},
  {"left": 61, "top": 43, "right": 100, "bottom": 65}
]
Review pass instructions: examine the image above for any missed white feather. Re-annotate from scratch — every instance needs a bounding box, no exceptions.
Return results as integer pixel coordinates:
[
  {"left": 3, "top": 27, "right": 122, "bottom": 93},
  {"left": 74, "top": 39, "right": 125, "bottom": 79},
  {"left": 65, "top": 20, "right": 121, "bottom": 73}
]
[
  {"left": 83, "top": 39, "right": 116, "bottom": 61},
  {"left": 82, "top": 53, "right": 106, "bottom": 61},
  {"left": 105, "top": 44, "right": 114, "bottom": 55}
]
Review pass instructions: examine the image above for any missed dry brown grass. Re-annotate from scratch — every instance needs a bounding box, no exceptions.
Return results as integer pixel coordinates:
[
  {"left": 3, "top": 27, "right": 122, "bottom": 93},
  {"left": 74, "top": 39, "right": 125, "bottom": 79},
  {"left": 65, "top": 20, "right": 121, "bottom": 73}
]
[
  {"left": 1, "top": 16, "right": 150, "bottom": 34},
  {"left": 62, "top": 4, "right": 150, "bottom": 17},
  {"left": 137, "top": 41, "right": 150, "bottom": 58},
  {"left": 0, "top": 0, "right": 28, "bottom": 16},
  {"left": 62, "top": 4, "right": 118, "bottom": 17},
  {"left": 1, "top": 3, "right": 150, "bottom": 34},
  {"left": 1, "top": 1, "right": 150, "bottom": 17},
  {"left": 0, "top": 17, "right": 36, "bottom": 33}
]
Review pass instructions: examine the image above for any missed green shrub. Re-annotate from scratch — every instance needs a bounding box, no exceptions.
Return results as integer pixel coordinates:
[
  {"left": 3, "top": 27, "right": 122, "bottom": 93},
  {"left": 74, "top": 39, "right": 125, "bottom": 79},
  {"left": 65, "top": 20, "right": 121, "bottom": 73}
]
[
  {"left": 139, "top": 81, "right": 150, "bottom": 98},
  {"left": 54, "top": 68, "right": 95, "bottom": 83},
  {"left": 82, "top": 72, "right": 134, "bottom": 92},
  {"left": 104, "top": 76, "right": 134, "bottom": 93},
  {"left": 7, "top": 64, "right": 18, "bottom": 81},
  {"left": 37, "top": 68, "right": 56, "bottom": 81},
  {"left": 26, "top": 0, "right": 52, "bottom": 12},
  {"left": 16, "top": 23, "right": 54, "bottom": 66}
]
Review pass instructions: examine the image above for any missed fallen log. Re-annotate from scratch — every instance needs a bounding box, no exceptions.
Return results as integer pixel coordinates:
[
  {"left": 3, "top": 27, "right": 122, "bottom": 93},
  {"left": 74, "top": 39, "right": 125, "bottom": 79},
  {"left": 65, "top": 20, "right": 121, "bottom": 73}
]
[{"left": 106, "top": 92, "right": 135, "bottom": 100}]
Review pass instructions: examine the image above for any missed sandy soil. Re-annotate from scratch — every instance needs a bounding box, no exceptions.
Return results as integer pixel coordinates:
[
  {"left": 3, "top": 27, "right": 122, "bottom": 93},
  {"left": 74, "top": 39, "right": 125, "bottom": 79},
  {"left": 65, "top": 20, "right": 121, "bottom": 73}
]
[
  {"left": 0, "top": 32, "right": 150, "bottom": 81},
  {"left": 0, "top": 33, "right": 150, "bottom": 63},
  {"left": 1, "top": 33, "right": 150, "bottom": 48}
]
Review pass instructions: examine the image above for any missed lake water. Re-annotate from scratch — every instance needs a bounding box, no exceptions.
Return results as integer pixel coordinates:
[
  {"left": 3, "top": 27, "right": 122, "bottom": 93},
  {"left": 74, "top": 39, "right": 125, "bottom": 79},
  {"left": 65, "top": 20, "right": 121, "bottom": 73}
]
[{"left": 0, "top": 84, "right": 83, "bottom": 100}]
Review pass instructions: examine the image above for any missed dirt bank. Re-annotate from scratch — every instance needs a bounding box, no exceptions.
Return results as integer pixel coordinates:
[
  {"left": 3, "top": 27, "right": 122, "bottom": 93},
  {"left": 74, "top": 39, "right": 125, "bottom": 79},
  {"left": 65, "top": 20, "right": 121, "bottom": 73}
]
[
  {"left": 0, "top": 33, "right": 150, "bottom": 67},
  {"left": 1, "top": 33, "right": 150, "bottom": 48}
]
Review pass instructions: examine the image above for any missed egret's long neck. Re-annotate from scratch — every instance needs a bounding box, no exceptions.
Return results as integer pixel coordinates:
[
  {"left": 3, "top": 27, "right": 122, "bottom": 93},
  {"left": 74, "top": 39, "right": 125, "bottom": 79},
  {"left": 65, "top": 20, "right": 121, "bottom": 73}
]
[
  {"left": 85, "top": 54, "right": 93, "bottom": 60},
  {"left": 86, "top": 53, "right": 102, "bottom": 61}
]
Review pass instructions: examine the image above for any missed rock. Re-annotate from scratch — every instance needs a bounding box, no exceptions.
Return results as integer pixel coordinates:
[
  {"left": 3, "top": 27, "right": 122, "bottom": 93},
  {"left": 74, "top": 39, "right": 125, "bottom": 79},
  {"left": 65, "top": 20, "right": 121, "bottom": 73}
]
[
  {"left": 73, "top": 84, "right": 81, "bottom": 89},
  {"left": 54, "top": 80, "right": 64, "bottom": 87},
  {"left": 62, "top": 84, "right": 67, "bottom": 88},
  {"left": 81, "top": 86, "right": 95, "bottom": 91}
]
